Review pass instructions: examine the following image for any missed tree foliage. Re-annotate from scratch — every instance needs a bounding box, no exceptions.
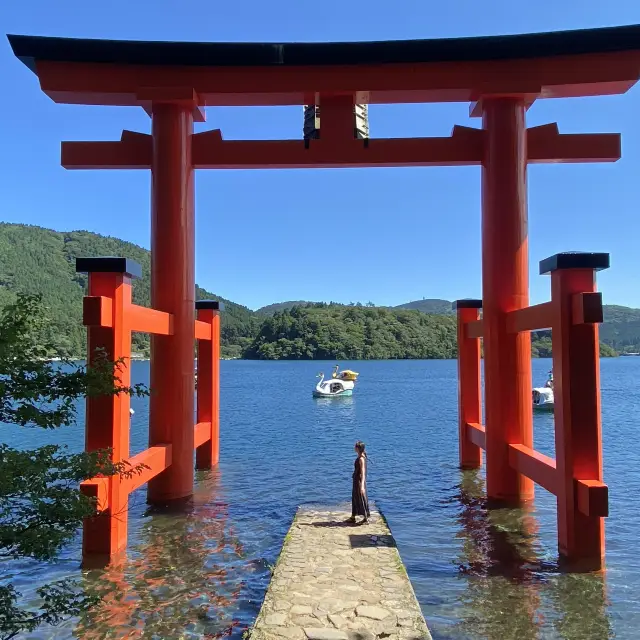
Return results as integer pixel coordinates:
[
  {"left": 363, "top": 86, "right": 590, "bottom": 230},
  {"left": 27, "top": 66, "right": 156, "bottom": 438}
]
[
  {"left": 0, "top": 581, "right": 96, "bottom": 640},
  {"left": 246, "top": 305, "right": 619, "bottom": 360},
  {"left": 598, "top": 305, "right": 640, "bottom": 353},
  {"left": 245, "top": 304, "right": 459, "bottom": 360},
  {"left": 530, "top": 329, "right": 617, "bottom": 358},
  {"left": 0, "top": 223, "right": 634, "bottom": 360},
  {"left": 0, "top": 223, "right": 257, "bottom": 358},
  {"left": 0, "top": 294, "right": 148, "bottom": 639}
]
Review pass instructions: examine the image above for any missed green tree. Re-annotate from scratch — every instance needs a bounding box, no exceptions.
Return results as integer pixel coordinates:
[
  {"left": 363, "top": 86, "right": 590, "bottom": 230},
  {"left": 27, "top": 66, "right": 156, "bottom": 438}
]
[
  {"left": 0, "top": 223, "right": 631, "bottom": 358},
  {"left": 530, "top": 330, "right": 618, "bottom": 358},
  {"left": 0, "top": 294, "right": 148, "bottom": 639},
  {"left": 0, "top": 223, "right": 259, "bottom": 358},
  {"left": 244, "top": 304, "right": 459, "bottom": 360}
]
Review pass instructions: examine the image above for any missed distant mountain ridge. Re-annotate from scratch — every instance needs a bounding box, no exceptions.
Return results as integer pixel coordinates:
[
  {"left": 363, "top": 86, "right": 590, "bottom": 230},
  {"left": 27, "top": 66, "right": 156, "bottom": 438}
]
[
  {"left": 256, "top": 301, "right": 318, "bottom": 316},
  {"left": 255, "top": 298, "right": 640, "bottom": 355},
  {"left": 257, "top": 297, "right": 639, "bottom": 324},
  {"left": 1, "top": 222, "right": 639, "bottom": 357},
  {"left": 0, "top": 223, "right": 258, "bottom": 358},
  {"left": 393, "top": 299, "right": 454, "bottom": 315},
  {"left": 256, "top": 298, "right": 454, "bottom": 316}
]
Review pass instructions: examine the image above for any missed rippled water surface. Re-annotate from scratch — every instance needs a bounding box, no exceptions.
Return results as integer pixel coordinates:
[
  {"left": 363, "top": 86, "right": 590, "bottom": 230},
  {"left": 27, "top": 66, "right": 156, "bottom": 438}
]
[{"left": 4, "top": 358, "right": 640, "bottom": 639}]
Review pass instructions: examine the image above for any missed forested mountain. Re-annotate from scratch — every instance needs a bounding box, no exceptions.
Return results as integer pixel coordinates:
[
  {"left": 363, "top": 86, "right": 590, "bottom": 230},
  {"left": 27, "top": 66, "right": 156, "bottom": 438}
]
[
  {"left": 244, "top": 305, "right": 614, "bottom": 360},
  {"left": 598, "top": 305, "right": 640, "bottom": 352},
  {"left": 256, "top": 300, "right": 378, "bottom": 315},
  {"left": 394, "top": 299, "right": 454, "bottom": 315},
  {"left": 0, "top": 224, "right": 257, "bottom": 358},
  {"left": 0, "top": 223, "right": 637, "bottom": 359},
  {"left": 257, "top": 299, "right": 453, "bottom": 316},
  {"left": 245, "top": 304, "right": 457, "bottom": 360},
  {"left": 256, "top": 301, "right": 319, "bottom": 316}
]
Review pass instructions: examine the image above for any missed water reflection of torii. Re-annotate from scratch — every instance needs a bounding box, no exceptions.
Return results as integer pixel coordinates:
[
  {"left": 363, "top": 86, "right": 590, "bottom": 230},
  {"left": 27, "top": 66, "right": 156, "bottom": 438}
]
[
  {"left": 450, "top": 471, "right": 611, "bottom": 639},
  {"left": 75, "top": 471, "right": 251, "bottom": 639}
]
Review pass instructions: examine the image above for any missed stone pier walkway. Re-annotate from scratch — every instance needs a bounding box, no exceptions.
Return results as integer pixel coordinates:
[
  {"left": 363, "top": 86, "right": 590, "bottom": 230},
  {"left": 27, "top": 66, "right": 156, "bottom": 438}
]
[{"left": 252, "top": 506, "right": 431, "bottom": 640}]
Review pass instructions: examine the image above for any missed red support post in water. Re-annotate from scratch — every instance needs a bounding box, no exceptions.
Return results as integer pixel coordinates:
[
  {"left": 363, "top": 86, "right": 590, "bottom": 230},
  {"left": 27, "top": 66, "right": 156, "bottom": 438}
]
[
  {"left": 195, "top": 300, "right": 224, "bottom": 469},
  {"left": 453, "top": 251, "right": 610, "bottom": 568},
  {"left": 542, "top": 252, "right": 610, "bottom": 570},
  {"left": 76, "top": 257, "right": 141, "bottom": 562},
  {"left": 480, "top": 97, "right": 534, "bottom": 505},
  {"left": 78, "top": 256, "right": 227, "bottom": 563},
  {"left": 148, "top": 101, "right": 197, "bottom": 503},
  {"left": 453, "top": 299, "right": 483, "bottom": 469}
]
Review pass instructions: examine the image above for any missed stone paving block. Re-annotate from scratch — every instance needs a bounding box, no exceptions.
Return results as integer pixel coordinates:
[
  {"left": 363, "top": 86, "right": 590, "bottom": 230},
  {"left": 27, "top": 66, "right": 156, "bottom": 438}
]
[{"left": 252, "top": 506, "right": 431, "bottom": 640}]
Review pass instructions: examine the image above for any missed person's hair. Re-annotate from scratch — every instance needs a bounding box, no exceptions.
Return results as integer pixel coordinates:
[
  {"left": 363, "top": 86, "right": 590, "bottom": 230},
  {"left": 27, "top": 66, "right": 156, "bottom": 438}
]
[{"left": 355, "top": 441, "right": 367, "bottom": 457}]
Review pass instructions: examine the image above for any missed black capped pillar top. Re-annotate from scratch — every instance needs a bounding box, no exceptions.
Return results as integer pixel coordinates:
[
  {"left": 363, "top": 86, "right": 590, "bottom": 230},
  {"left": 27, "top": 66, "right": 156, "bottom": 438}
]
[
  {"left": 75, "top": 256, "right": 142, "bottom": 279},
  {"left": 452, "top": 299, "right": 483, "bottom": 310},
  {"left": 196, "top": 300, "right": 225, "bottom": 312},
  {"left": 539, "top": 252, "right": 610, "bottom": 275}
]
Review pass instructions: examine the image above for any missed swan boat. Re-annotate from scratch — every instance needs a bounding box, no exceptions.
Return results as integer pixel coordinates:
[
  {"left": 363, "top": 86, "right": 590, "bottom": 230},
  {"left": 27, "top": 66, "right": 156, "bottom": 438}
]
[
  {"left": 313, "top": 366, "right": 359, "bottom": 398},
  {"left": 533, "top": 371, "right": 554, "bottom": 411}
]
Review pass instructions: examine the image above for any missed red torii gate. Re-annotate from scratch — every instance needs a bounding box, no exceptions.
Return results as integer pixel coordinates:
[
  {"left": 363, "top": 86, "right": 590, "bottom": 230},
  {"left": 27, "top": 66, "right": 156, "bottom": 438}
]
[{"left": 8, "top": 24, "right": 640, "bottom": 567}]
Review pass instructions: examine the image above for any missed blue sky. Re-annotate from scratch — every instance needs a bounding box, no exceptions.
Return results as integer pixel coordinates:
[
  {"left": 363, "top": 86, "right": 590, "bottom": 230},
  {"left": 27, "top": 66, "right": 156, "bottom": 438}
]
[{"left": 1, "top": 0, "right": 640, "bottom": 310}]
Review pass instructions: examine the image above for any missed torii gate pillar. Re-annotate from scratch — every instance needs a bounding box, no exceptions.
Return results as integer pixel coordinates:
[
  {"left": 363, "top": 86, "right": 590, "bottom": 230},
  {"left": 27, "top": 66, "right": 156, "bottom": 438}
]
[
  {"left": 148, "top": 102, "right": 196, "bottom": 503},
  {"left": 480, "top": 97, "right": 534, "bottom": 505}
]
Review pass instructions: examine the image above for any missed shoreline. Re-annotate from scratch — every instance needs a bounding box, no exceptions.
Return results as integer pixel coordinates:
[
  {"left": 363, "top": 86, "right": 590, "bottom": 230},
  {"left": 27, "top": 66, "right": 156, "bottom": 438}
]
[{"left": 47, "top": 354, "right": 620, "bottom": 362}]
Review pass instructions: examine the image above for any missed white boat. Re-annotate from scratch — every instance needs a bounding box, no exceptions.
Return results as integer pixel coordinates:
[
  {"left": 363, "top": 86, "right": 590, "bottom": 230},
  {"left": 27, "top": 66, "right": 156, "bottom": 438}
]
[
  {"left": 313, "top": 366, "right": 359, "bottom": 398},
  {"left": 533, "top": 371, "right": 554, "bottom": 411}
]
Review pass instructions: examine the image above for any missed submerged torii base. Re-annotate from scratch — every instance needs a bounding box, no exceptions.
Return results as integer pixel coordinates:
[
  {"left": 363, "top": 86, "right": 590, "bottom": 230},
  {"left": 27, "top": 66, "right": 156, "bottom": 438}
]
[
  {"left": 77, "top": 257, "right": 223, "bottom": 564},
  {"left": 454, "top": 251, "right": 609, "bottom": 571}
]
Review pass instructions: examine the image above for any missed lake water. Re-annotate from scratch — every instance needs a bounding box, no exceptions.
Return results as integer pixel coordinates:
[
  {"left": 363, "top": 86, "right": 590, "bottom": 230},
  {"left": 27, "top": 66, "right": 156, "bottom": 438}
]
[{"left": 3, "top": 358, "right": 640, "bottom": 639}]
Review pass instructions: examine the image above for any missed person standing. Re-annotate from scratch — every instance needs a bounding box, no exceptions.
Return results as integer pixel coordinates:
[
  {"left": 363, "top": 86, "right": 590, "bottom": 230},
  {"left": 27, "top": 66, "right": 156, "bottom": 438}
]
[{"left": 349, "top": 441, "right": 370, "bottom": 524}]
